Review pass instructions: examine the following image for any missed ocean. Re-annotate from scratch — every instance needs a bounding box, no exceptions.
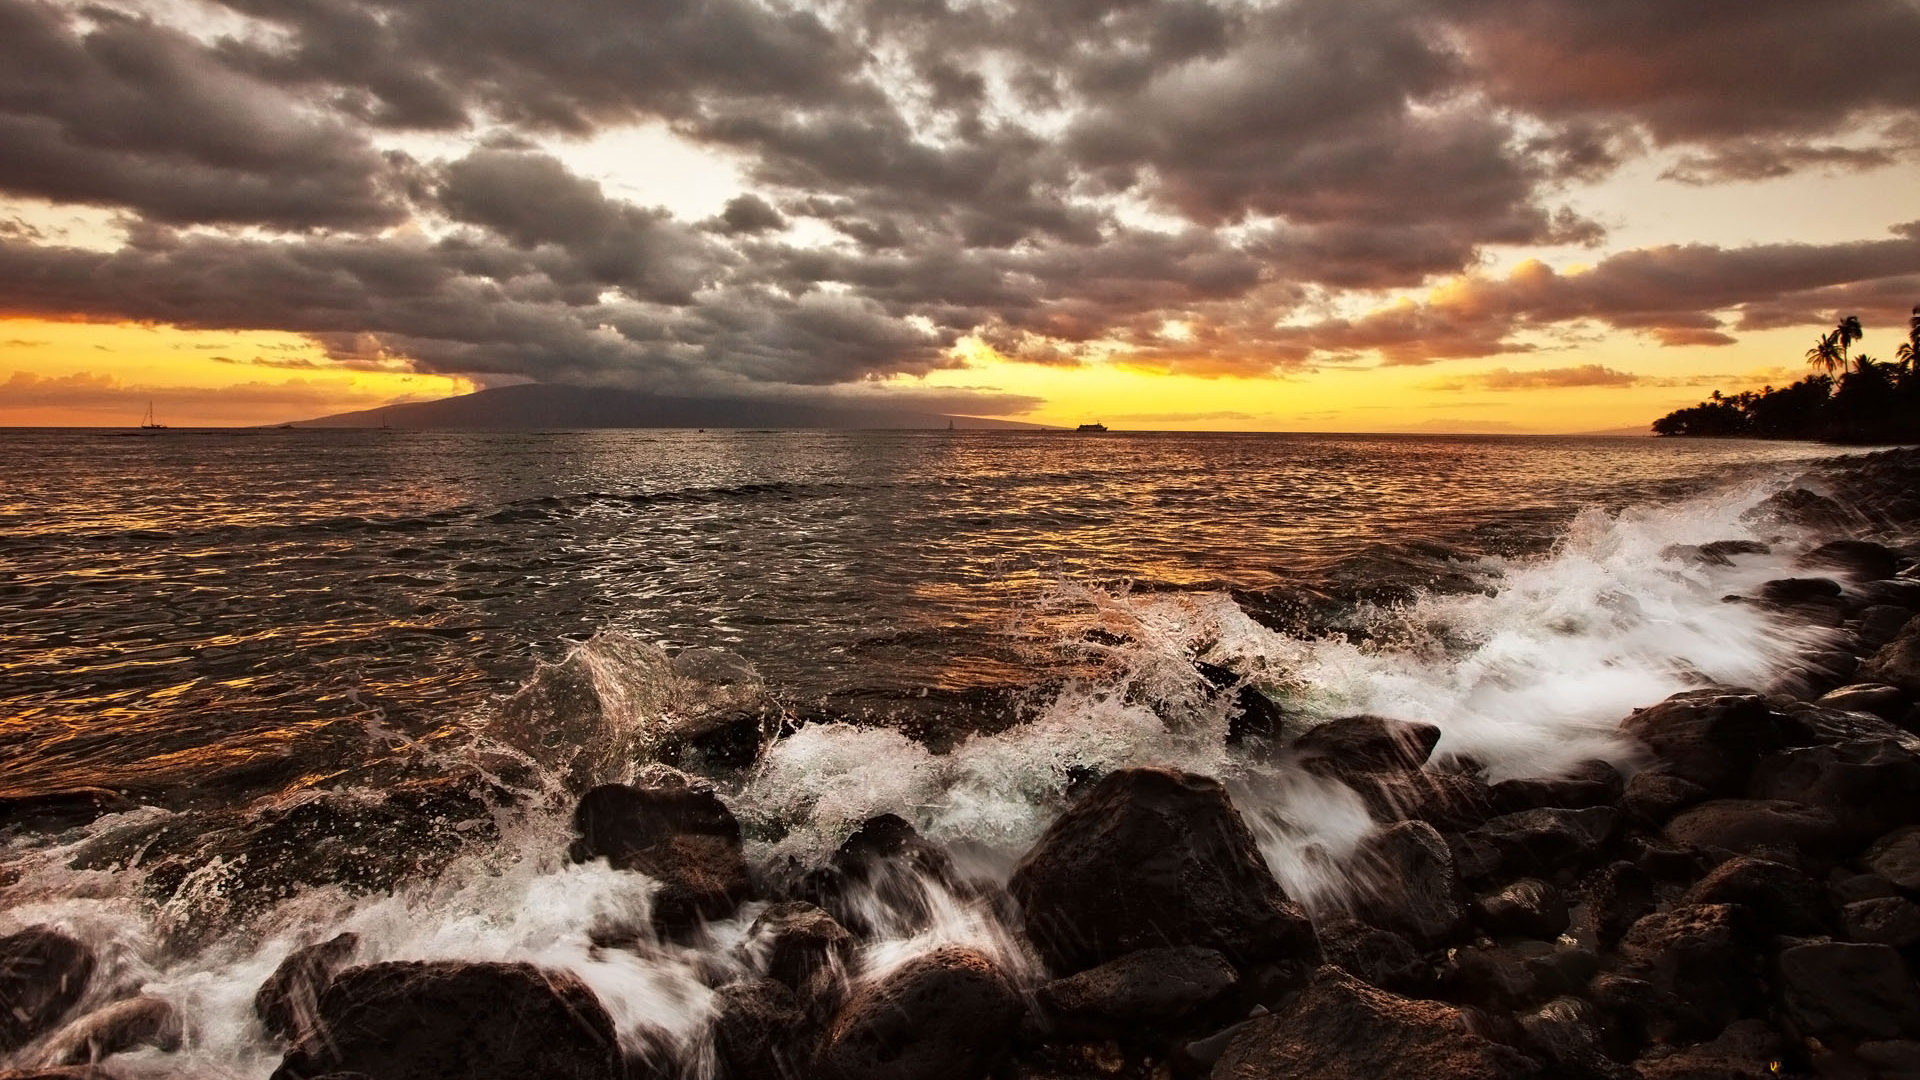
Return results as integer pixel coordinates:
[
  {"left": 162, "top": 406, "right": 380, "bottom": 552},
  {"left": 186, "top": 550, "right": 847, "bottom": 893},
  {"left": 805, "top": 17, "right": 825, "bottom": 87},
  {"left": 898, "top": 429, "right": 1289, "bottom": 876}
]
[{"left": 0, "top": 428, "right": 1886, "bottom": 1075}]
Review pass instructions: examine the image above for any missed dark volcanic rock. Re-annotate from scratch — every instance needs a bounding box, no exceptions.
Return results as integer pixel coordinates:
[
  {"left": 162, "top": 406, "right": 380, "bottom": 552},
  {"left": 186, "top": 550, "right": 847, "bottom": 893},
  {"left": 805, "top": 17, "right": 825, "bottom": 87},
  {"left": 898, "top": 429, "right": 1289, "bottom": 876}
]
[
  {"left": 1618, "top": 905, "right": 1760, "bottom": 1037},
  {"left": 1290, "top": 715, "right": 1442, "bottom": 777},
  {"left": 815, "top": 946, "right": 1021, "bottom": 1080},
  {"left": 1008, "top": 767, "right": 1318, "bottom": 975},
  {"left": 1516, "top": 996, "right": 1625, "bottom": 1080},
  {"left": 1776, "top": 942, "right": 1920, "bottom": 1042},
  {"left": 745, "top": 901, "right": 853, "bottom": 993},
  {"left": 1843, "top": 896, "right": 1920, "bottom": 948},
  {"left": 1619, "top": 691, "right": 1781, "bottom": 795},
  {"left": 1350, "top": 821, "right": 1464, "bottom": 942},
  {"left": 1866, "top": 826, "right": 1920, "bottom": 891},
  {"left": 1744, "top": 486, "right": 1850, "bottom": 528},
  {"left": 1467, "top": 807, "right": 1617, "bottom": 878},
  {"left": 256, "top": 933, "right": 361, "bottom": 1043},
  {"left": 1865, "top": 617, "right": 1920, "bottom": 694},
  {"left": 1757, "top": 576, "right": 1844, "bottom": 603},
  {"left": 1489, "top": 760, "right": 1624, "bottom": 814},
  {"left": 798, "top": 813, "right": 958, "bottom": 938},
  {"left": 1801, "top": 540, "right": 1903, "bottom": 581},
  {"left": 1036, "top": 946, "right": 1238, "bottom": 1038},
  {"left": 712, "top": 977, "right": 811, "bottom": 1080},
  {"left": 1474, "top": 879, "right": 1570, "bottom": 941},
  {"left": 1315, "top": 920, "right": 1432, "bottom": 996},
  {"left": 270, "top": 960, "right": 622, "bottom": 1080},
  {"left": 0, "top": 928, "right": 95, "bottom": 1055},
  {"left": 43, "top": 995, "right": 183, "bottom": 1065},
  {"left": 1210, "top": 967, "right": 1540, "bottom": 1080},
  {"left": 1583, "top": 861, "right": 1658, "bottom": 947},
  {"left": 1680, "top": 857, "right": 1829, "bottom": 936},
  {"left": 1441, "top": 940, "right": 1596, "bottom": 1012},
  {"left": 1620, "top": 771, "right": 1707, "bottom": 826},
  {"left": 1750, "top": 738, "right": 1920, "bottom": 839},
  {"left": 1817, "top": 682, "right": 1911, "bottom": 721},
  {"left": 1342, "top": 770, "right": 1494, "bottom": 830},
  {"left": 1664, "top": 799, "right": 1848, "bottom": 870},
  {"left": 569, "top": 779, "right": 752, "bottom": 932}
]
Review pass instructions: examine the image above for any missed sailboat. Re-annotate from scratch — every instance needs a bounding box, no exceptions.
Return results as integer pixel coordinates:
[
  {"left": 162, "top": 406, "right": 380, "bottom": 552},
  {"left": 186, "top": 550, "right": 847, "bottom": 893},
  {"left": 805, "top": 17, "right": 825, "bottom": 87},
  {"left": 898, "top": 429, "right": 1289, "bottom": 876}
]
[{"left": 139, "top": 401, "right": 168, "bottom": 430}]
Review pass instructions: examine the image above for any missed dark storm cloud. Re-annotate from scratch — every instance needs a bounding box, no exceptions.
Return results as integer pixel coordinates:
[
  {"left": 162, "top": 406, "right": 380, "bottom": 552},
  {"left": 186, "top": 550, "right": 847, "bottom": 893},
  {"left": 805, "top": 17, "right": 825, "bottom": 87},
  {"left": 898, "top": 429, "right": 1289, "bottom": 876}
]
[
  {"left": 5, "top": 0, "right": 1920, "bottom": 396},
  {"left": 0, "top": 0, "right": 412, "bottom": 229}
]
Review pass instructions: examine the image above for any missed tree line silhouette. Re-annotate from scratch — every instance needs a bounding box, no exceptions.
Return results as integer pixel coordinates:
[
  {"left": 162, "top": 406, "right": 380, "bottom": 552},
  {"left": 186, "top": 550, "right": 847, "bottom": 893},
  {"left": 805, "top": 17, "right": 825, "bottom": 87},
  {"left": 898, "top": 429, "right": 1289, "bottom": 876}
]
[{"left": 1652, "top": 307, "right": 1920, "bottom": 442}]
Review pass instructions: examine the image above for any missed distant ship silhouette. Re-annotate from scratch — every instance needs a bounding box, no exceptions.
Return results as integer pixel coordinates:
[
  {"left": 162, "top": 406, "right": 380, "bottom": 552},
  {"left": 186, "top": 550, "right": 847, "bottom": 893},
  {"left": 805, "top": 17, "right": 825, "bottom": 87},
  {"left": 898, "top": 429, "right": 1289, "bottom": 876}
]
[
  {"left": 1075, "top": 422, "right": 1108, "bottom": 432},
  {"left": 139, "top": 401, "right": 167, "bottom": 430}
]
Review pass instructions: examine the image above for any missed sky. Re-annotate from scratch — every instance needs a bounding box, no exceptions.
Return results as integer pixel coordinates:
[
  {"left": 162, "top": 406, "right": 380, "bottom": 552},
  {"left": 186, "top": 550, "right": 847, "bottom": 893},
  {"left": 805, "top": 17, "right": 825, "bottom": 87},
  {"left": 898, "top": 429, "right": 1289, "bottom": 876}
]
[{"left": 2, "top": 0, "right": 1919, "bottom": 431}]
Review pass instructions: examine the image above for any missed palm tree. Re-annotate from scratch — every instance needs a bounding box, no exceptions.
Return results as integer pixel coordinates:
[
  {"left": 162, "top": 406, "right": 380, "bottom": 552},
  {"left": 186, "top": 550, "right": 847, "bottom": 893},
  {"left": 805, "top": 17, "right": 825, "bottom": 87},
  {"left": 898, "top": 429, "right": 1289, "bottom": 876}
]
[
  {"left": 1835, "top": 314, "right": 1864, "bottom": 358},
  {"left": 1806, "top": 330, "right": 1845, "bottom": 374},
  {"left": 1896, "top": 305, "right": 1919, "bottom": 373}
]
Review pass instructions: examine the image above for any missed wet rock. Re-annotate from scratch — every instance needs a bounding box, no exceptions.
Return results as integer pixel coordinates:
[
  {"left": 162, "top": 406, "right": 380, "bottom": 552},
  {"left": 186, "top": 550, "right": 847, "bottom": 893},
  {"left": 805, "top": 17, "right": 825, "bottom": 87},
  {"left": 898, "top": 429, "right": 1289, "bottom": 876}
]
[
  {"left": 745, "top": 902, "right": 853, "bottom": 994},
  {"left": 1832, "top": 870, "right": 1899, "bottom": 904},
  {"left": 1342, "top": 770, "right": 1494, "bottom": 830},
  {"left": 42, "top": 996, "right": 183, "bottom": 1066},
  {"left": 1442, "top": 940, "right": 1596, "bottom": 1012},
  {"left": 1351, "top": 821, "right": 1464, "bottom": 942},
  {"left": 568, "top": 778, "right": 752, "bottom": 932},
  {"left": 1815, "top": 683, "right": 1909, "bottom": 722},
  {"left": 1586, "top": 973, "right": 1664, "bottom": 1059},
  {"left": 1517, "top": 996, "right": 1626, "bottom": 1080},
  {"left": 1489, "top": 760, "right": 1624, "bottom": 814},
  {"left": 815, "top": 946, "right": 1021, "bottom": 1080},
  {"left": 712, "top": 978, "right": 811, "bottom": 1080},
  {"left": 1466, "top": 807, "right": 1617, "bottom": 878},
  {"left": 1291, "top": 716, "right": 1443, "bottom": 778},
  {"left": 1750, "top": 738, "right": 1920, "bottom": 839},
  {"left": 1210, "top": 967, "right": 1540, "bottom": 1079},
  {"left": 1633, "top": 1020, "right": 1787, "bottom": 1080},
  {"left": 1315, "top": 920, "right": 1432, "bottom": 996},
  {"left": 1865, "top": 826, "right": 1920, "bottom": 891},
  {"left": 1475, "top": 879, "right": 1570, "bottom": 941},
  {"left": 256, "top": 933, "right": 360, "bottom": 1043},
  {"left": 1859, "top": 579, "right": 1920, "bottom": 611},
  {"left": 1664, "top": 799, "right": 1847, "bottom": 870},
  {"left": 1197, "top": 662, "right": 1286, "bottom": 745},
  {"left": 1776, "top": 942, "right": 1920, "bottom": 1042},
  {"left": 1772, "top": 699, "right": 1920, "bottom": 752},
  {"left": 1618, "top": 905, "right": 1761, "bottom": 1037},
  {"left": 1680, "top": 857, "right": 1829, "bottom": 936},
  {"left": 1743, "top": 487, "right": 1849, "bottom": 529},
  {"left": 1583, "top": 861, "right": 1658, "bottom": 948},
  {"left": 1036, "top": 946, "right": 1238, "bottom": 1038},
  {"left": 0, "top": 928, "right": 95, "bottom": 1055},
  {"left": 1861, "top": 606, "right": 1917, "bottom": 648},
  {"left": 270, "top": 960, "right": 622, "bottom": 1080},
  {"left": 0, "top": 789, "right": 138, "bottom": 833},
  {"left": 1865, "top": 618, "right": 1920, "bottom": 694},
  {"left": 1627, "top": 836, "right": 1709, "bottom": 883},
  {"left": 1009, "top": 767, "right": 1318, "bottom": 975},
  {"left": 1842, "top": 896, "right": 1920, "bottom": 949},
  {"left": 1703, "top": 540, "right": 1771, "bottom": 560},
  {"left": 1621, "top": 771, "right": 1707, "bottom": 826},
  {"left": 1619, "top": 691, "right": 1782, "bottom": 796},
  {"left": 1757, "top": 577, "right": 1844, "bottom": 604},
  {"left": 798, "top": 814, "right": 960, "bottom": 938},
  {"left": 1802, "top": 540, "right": 1902, "bottom": 581}
]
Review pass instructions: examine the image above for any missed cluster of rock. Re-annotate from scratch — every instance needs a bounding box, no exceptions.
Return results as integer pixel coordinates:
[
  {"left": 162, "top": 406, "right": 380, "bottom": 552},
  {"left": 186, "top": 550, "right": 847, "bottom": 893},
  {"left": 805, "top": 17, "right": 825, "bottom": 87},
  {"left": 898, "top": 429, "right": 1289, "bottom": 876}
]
[{"left": 7, "top": 459, "right": 1920, "bottom": 1079}]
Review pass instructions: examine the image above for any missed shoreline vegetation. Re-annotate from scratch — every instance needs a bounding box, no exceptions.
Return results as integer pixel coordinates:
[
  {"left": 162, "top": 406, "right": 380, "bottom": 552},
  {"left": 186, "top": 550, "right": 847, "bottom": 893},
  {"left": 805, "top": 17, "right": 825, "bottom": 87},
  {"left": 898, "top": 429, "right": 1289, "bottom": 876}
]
[
  {"left": 1654, "top": 309, "right": 1920, "bottom": 443},
  {"left": 4, "top": 451, "right": 1920, "bottom": 1078}
]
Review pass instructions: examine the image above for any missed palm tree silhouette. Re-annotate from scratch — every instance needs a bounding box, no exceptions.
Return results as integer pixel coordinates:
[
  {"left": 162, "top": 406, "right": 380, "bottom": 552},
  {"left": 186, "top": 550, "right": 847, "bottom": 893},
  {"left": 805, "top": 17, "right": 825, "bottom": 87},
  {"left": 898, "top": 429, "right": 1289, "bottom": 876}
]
[
  {"left": 1897, "top": 305, "right": 1919, "bottom": 373},
  {"left": 1835, "top": 314, "right": 1864, "bottom": 360},
  {"left": 1806, "top": 330, "right": 1845, "bottom": 374}
]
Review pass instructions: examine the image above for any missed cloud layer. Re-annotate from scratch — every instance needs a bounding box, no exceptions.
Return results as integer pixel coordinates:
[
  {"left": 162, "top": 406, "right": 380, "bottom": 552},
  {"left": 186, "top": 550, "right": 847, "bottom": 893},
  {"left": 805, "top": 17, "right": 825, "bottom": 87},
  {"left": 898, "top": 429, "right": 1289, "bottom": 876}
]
[{"left": 3, "top": 0, "right": 1918, "bottom": 402}]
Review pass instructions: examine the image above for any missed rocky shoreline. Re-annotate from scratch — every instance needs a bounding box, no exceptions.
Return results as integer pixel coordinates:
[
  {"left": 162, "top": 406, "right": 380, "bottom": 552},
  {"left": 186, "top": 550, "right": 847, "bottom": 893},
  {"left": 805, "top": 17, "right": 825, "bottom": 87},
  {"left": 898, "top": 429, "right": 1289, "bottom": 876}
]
[{"left": 5, "top": 447, "right": 1920, "bottom": 1080}]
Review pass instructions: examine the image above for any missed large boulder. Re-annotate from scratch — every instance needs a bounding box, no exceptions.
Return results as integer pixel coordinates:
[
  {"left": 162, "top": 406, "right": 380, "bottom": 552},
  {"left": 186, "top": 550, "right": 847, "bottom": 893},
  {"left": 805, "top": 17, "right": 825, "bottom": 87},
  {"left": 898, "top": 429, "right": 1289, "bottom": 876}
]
[
  {"left": 270, "top": 961, "right": 622, "bottom": 1080},
  {"left": 1865, "top": 826, "right": 1920, "bottom": 891},
  {"left": 1290, "top": 717, "right": 1442, "bottom": 778},
  {"left": 1663, "top": 799, "right": 1848, "bottom": 870},
  {"left": 1617, "top": 904, "right": 1760, "bottom": 1037},
  {"left": 569, "top": 777, "right": 753, "bottom": 932},
  {"left": 1489, "top": 760, "right": 1623, "bottom": 814},
  {"left": 1619, "top": 691, "right": 1781, "bottom": 795},
  {"left": 1801, "top": 540, "right": 1903, "bottom": 581},
  {"left": 814, "top": 946, "right": 1021, "bottom": 1080},
  {"left": 1465, "top": 807, "right": 1617, "bottom": 879},
  {"left": 1349, "top": 821, "right": 1464, "bottom": 942},
  {"left": 1678, "top": 857, "right": 1829, "bottom": 936},
  {"left": 1864, "top": 617, "right": 1920, "bottom": 694},
  {"left": 1036, "top": 946, "right": 1238, "bottom": 1039},
  {"left": 1776, "top": 942, "right": 1920, "bottom": 1042},
  {"left": 1209, "top": 967, "right": 1539, "bottom": 1080},
  {"left": 1749, "top": 739, "right": 1920, "bottom": 839},
  {"left": 255, "top": 932, "right": 360, "bottom": 1043},
  {"left": 1314, "top": 920, "right": 1432, "bottom": 997},
  {"left": 1008, "top": 768, "right": 1318, "bottom": 975},
  {"left": 744, "top": 902, "right": 853, "bottom": 994},
  {"left": 1474, "top": 879, "right": 1570, "bottom": 941},
  {"left": 796, "top": 814, "right": 957, "bottom": 939},
  {"left": 39, "top": 995, "right": 183, "bottom": 1066},
  {"left": 0, "top": 928, "right": 95, "bottom": 1055},
  {"left": 711, "top": 978, "right": 812, "bottom": 1080},
  {"left": 1842, "top": 896, "right": 1920, "bottom": 948}
]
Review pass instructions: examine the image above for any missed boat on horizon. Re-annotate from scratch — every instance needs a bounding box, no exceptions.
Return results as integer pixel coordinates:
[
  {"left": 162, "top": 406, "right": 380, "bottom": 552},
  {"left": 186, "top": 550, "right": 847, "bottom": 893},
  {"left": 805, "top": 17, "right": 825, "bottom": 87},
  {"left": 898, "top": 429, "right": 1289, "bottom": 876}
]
[
  {"left": 139, "top": 401, "right": 167, "bottom": 430},
  {"left": 1075, "top": 422, "right": 1108, "bottom": 433}
]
